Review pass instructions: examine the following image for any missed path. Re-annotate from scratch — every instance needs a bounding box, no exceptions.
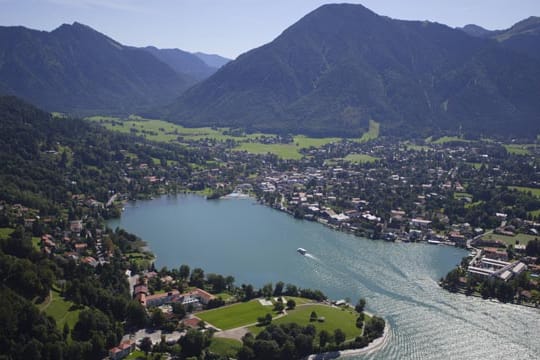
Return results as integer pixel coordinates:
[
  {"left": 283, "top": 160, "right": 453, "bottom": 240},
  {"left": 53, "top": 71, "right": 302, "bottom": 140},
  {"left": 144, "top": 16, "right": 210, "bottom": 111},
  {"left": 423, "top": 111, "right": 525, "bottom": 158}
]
[{"left": 38, "top": 289, "right": 53, "bottom": 311}]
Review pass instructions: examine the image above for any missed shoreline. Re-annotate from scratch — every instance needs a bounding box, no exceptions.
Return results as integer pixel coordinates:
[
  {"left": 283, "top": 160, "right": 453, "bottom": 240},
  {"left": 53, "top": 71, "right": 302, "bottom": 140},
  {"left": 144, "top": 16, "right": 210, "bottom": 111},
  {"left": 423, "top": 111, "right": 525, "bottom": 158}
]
[{"left": 306, "top": 320, "right": 390, "bottom": 359}]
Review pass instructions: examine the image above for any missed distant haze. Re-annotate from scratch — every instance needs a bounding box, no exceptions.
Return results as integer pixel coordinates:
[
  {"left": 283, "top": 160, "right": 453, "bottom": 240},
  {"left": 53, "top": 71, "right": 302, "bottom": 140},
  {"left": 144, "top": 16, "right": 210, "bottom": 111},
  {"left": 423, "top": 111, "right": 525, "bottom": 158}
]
[{"left": 1, "top": 0, "right": 539, "bottom": 58}]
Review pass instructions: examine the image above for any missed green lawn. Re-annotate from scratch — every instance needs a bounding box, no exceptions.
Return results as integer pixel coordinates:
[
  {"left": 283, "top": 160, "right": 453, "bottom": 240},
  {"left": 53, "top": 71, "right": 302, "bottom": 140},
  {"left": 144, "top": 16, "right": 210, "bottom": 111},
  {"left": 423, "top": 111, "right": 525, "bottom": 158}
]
[
  {"left": 0, "top": 227, "right": 14, "bottom": 239},
  {"left": 504, "top": 144, "right": 532, "bottom": 155},
  {"left": 427, "top": 136, "right": 469, "bottom": 144},
  {"left": 509, "top": 186, "right": 540, "bottom": 197},
  {"left": 213, "top": 292, "right": 235, "bottom": 302},
  {"left": 234, "top": 142, "right": 303, "bottom": 160},
  {"left": 41, "top": 289, "right": 81, "bottom": 333},
  {"left": 198, "top": 299, "right": 278, "bottom": 330},
  {"left": 343, "top": 153, "right": 379, "bottom": 164},
  {"left": 481, "top": 233, "right": 538, "bottom": 246},
  {"left": 528, "top": 209, "right": 540, "bottom": 218},
  {"left": 454, "top": 192, "right": 473, "bottom": 200},
  {"left": 0, "top": 228, "right": 40, "bottom": 250},
  {"left": 209, "top": 338, "right": 242, "bottom": 357},
  {"left": 357, "top": 120, "right": 380, "bottom": 143},
  {"left": 403, "top": 142, "right": 431, "bottom": 151},
  {"left": 467, "top": 162, "right": 483, "bottom": 169},
  {"left": 249, "top": 304, "right": 364, "bottom": 341},
  {"left": 125, "top": 350, "right": 146, "bottom": 359},
  {"left": 293, "top": 135, "right": 340, "bottom": 148}
]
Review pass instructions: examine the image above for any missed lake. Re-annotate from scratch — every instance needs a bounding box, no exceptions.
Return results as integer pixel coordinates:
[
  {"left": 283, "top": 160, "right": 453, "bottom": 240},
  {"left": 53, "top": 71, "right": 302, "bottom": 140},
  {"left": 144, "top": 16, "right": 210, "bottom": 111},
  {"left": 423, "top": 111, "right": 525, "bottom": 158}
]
[{"left": 109, "top": 194, "right": 539, "bottom": 359}]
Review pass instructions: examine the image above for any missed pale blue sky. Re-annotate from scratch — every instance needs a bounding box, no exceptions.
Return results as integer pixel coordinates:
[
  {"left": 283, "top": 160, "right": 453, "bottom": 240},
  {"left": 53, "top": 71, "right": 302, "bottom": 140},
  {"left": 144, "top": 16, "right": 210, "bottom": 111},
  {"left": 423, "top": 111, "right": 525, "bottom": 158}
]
[{"left": 1, "top": 0, "right": 539, "bottom": 58}]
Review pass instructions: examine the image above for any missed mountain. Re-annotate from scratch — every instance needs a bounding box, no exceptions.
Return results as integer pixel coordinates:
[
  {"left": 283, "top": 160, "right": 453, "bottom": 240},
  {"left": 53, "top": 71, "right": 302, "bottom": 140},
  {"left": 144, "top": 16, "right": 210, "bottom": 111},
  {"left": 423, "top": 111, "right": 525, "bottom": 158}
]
[
  {"left": 458, "top": 24, "right": 499, "bottom": 38},
  {"left": 0, "top": 23, "right": 193, "bottom": 115},
  {"left": 165, "top": 4, "right": 540, "bottom": 138},
  {"left": 194, "top": 52, "right": 231, "bottom": 68},
  {"left": 459, "top": 17, "right": 540, "bottom": 60},
  {"left": 493, "top": 17, "right": 540, "bottom": 60},
  {"left": 142, "top": 46, "right": 219, "bottom": 80}
]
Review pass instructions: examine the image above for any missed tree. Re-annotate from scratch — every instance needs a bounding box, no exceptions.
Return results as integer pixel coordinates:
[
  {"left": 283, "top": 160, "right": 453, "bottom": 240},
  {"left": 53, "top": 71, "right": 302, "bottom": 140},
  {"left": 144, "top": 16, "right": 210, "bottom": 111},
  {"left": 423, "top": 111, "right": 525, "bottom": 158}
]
[
  {"left": 364, "top": 316, "right": 385, "bottom": 341},
  {"left": 294, "top": 333, "right": 313, "bottom": 357},
  {"left": 273, "top": 281, "right": 284, "bottom": 296},
  {"left": 179, "top": 329, "right": 211, "bottom": 358},
  {"left": 63, "top": 322, "right": 70, "bottom": 340},
  {"left": 319, "top": 330, "right": 331, "bottom": 348},
  {"left": 262, "top": 283, "right": 273, "bottom": 298},
  {"left": 274, "top": 301, "right": 284, "bottom": 312},
  {"left": 172, "top": 302, "right": 186, "bottom": 318},
  {"left": 243, "top": 284, "right": 255, "bottom": 301},
  {"left": 286, "top": 299, "right": 296, "bottom": 310},
  {"left": 179, "top": 264, "right": 190, "bottom": 280},
  {"left": 310, "top": 311, "right": 318, "bottom": 322},
  {"left": 334, "top": 328, "right": 346, "bottom": 345},
  {"left": 355, "top": 298, "right": 366, "bottom": 313},
  {"left": 150, "top": 308, "right": 166, "bottom": 329},
  {"left": 189, "top": 268, "right": 205, "bottom": 288},
  {"left": 140, "top": 337, "right": 152, "bottom": 355},
  {"left": 126, "top": 300, "right": 148, "bottom": 329}
]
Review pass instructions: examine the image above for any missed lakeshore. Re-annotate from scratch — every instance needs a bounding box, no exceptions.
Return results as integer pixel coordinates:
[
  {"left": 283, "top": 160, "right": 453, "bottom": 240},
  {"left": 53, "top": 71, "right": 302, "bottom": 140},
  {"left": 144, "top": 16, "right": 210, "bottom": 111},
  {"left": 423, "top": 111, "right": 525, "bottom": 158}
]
[{"left": 109, "top": 194, "right": 540, "bottom": 359}]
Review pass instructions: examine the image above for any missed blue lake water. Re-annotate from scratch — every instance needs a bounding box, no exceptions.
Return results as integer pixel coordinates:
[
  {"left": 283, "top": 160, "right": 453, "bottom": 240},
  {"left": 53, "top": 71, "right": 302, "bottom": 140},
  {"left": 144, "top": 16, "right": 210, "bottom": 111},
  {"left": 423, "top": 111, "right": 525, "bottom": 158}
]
[{"left": 109, "top": 194, "right": 540, "bottom": 359}]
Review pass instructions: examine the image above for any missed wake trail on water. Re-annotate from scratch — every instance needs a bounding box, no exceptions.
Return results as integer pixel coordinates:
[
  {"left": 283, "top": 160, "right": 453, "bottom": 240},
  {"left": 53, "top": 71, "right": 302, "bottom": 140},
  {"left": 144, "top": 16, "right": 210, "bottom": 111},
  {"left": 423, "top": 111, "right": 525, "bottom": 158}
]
[{"left": 304, "top": 253, "right": 318, "bottom": 260}]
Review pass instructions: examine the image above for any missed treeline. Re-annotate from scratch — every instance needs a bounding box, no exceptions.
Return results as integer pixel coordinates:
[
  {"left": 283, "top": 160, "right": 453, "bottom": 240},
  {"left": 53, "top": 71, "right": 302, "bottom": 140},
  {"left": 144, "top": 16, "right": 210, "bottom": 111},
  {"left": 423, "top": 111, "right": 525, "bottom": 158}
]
[
  {"left": 0, "top": 96, "right": 200, "bottom": 216},
  {"left": 0, "top": 226, "right": 139, "bottom": 360},
  {"left": 237, "top": 316, "right": 385, "bottom": 359}
]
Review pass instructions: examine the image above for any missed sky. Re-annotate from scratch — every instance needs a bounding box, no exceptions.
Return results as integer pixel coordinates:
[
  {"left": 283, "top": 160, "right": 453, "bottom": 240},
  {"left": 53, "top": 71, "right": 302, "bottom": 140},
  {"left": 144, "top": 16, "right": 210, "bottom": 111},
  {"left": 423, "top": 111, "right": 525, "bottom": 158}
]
[{"left": 1, "top": 0, "right": 539, "bottom": 59}]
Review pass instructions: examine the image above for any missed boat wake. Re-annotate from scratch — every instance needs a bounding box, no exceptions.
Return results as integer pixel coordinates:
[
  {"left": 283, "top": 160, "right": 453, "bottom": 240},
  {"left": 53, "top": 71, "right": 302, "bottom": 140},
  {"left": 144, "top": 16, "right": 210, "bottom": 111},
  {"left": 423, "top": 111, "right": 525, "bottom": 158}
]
[{"left": 304, "top": 253, "right": 318, "bottom": 260}]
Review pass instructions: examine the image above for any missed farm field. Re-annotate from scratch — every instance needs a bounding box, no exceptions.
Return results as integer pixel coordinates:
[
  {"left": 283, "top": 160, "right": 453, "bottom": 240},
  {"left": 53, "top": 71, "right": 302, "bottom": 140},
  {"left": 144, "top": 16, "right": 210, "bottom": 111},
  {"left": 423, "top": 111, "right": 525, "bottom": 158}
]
[
  {"left": 480, "top": 232, "right": 538, "bottom": 246},
  {"left": 343, "top": 153, "right": 379, "bottom": 164},
  {"left": 87, "top": 115, "right": 376, "bottom": 160}
]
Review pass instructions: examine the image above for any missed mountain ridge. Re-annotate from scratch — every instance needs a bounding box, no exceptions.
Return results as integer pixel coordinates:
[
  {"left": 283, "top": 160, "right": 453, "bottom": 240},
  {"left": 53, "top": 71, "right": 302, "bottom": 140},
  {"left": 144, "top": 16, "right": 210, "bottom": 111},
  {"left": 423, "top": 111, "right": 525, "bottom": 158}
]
[
  {"left": 0, "top": 22, "right": 229, "bottom": 116},
  {"left": 164, "top": 3, "right": 540, "bottom": 138}
]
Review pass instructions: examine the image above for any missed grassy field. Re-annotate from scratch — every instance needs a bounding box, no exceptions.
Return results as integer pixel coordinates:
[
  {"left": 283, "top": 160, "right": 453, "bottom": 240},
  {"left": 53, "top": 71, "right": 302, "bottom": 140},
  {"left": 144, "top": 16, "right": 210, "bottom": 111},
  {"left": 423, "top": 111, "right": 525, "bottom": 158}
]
[
  {"left": 0, "top": 227, "right": 14, "bottom": 239},
  {"left": 249, "top": 304, "right": 364, "bottom": 341},
  {"left": 429, "top": 136, "right": 469, "bottom": 144},
  {"left": 454, "top": 192, "right": 473, "bottom": 200},
  {"left": 40, "top": 289, "right": 81, "bottom": 333},
  {"left": 528, "top": 209, "right": 540, "bottom": 218},
  {"left": 209, "top": 338, "right": 242, "bottom": 357},
  {"left": 481, "top": 233, "right": 538, "bottom": 246},
  {"left": 125, "top": 251, "right": 155, "bottom": 269},
  {"left": 467, "top": 162, "right": 483, "bottom": 169},
  {"left": 504, "top": 144, "right": 533, "bottom": 155},
  {"left": 343, "top": 153, "right": 379, "bottom": 164},
  {"left": 213, "top": 292, "right": 235, "bottom": 302},
  {"left": 0, "top": 227, "right": 40, "bottom": 250},
  {"left": 197, "top": 299, "right": 278, "bottom": 330},
  {"left": 357, "top": 120, "right": 380, "bottom": 143},
  {"left": 126, "top": 350, "right": 146, "bottom": 359},
  {"left": 234, "top": 142, "right": 303, "bottom": 160},
  {"left": 509, "top": 186, "right": 540, "bottom": 197},
  {"left": 403, "top": 142, "right": 431, "bottom": 151}
]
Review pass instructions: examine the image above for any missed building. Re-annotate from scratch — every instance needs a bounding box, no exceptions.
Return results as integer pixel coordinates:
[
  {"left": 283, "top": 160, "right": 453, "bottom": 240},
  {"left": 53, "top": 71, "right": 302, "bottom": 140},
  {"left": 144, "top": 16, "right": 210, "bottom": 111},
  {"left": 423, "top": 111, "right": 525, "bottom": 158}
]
[
  {"left": 145, "top": 290, "right": 181, "bottom": 308},
  {"left": 109, "top": 340, "right": 135, "bottom": 360}
]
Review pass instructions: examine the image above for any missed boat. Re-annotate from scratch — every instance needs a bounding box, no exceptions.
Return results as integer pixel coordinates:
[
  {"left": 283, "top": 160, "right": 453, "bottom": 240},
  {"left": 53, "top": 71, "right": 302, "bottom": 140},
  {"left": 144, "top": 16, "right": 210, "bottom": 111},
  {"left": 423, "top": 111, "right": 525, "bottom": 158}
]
[{"left": 297, "top": 248, "right": 307, "bottom": 255}]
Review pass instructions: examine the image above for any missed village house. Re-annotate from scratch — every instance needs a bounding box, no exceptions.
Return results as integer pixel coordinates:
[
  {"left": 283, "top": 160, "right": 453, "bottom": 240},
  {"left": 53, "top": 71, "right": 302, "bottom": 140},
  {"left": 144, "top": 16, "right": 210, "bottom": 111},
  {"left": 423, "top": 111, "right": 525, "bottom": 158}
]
[{"left": 108, "top": 340, "right": 135, "bottom": 360}]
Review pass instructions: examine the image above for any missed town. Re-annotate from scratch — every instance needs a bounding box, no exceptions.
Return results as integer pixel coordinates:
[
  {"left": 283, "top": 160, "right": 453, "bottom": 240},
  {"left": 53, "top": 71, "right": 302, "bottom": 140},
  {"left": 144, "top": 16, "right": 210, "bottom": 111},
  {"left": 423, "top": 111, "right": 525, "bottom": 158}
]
[{"left": 1, "top": 102, "right": 539, "bottom": 359}]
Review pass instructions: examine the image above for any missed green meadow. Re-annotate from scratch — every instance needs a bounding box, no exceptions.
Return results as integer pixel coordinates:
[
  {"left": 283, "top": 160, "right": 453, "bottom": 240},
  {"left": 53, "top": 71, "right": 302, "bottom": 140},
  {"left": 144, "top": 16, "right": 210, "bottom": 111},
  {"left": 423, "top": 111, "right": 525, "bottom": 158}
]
[
  {"left": 249, "top": 304, "right": 365, "bottom": 341},
  {"left": 40, "top": 289, "right": 82, "bottom": 334},
  {"left": 509, "top": 186, "right": 540, "bottom": 197},
  {"left": 197, "top": 299, "right": 278, "bottom": 330}
]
